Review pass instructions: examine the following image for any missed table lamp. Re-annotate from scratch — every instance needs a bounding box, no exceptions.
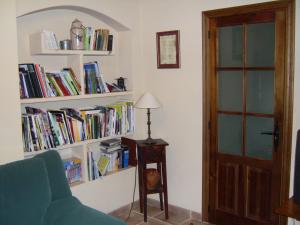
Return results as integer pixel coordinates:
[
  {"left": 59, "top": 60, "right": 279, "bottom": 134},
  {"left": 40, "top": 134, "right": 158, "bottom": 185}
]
[{"left": 135, "top": 92, "right": 161, "bottom": 144}]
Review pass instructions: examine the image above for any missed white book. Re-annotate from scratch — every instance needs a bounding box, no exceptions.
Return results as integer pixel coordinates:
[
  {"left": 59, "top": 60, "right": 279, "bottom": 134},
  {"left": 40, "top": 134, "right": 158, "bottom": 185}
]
[{"left": 42, "top": 30, "right": 59, "bottom": 50}]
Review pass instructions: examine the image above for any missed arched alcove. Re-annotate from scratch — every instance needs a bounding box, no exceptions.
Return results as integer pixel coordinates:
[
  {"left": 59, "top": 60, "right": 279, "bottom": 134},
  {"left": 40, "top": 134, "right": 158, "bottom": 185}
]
[{"left": 17, "top": 5, "right": 130, "bottom": 32}]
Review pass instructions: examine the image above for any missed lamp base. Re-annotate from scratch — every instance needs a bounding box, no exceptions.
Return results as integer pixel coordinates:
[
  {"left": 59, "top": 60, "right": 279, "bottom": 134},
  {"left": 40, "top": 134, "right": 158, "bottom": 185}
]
[{"left": 145, "top": 137, "right": 156, "bottom": 145}]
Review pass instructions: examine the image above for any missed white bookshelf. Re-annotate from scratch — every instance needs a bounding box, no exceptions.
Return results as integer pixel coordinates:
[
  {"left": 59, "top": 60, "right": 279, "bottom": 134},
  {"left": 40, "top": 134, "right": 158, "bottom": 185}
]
[{"left": 18, "top": 8, "right": 135, "bottom": 187}]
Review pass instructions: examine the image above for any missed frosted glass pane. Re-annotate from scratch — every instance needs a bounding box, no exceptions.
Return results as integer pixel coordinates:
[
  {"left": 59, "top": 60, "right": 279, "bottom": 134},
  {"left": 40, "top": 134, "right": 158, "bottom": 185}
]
[
  {"left": 218, "top": 114, "right": 242, "bottom": 156},
  {"left": 218, "top": 71, "right": 243, "bottom": 111},
  {"left": 218, "top": 26, "right": 243, "bottom": 67},
  {"left": 246, "top": 116, "right": 273, "bottom": 160},
  {"left": 247, "top": 23, "right": 275, "bottom": 67},
  {"left": 246, "top": 71, "right": 274, "bottom": 114}
]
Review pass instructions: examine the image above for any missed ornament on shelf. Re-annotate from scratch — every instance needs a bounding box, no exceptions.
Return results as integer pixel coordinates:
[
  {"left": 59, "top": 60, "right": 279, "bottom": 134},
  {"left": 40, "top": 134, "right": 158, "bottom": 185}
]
[
  {"left": 116, "top": 77, "right": 127, "bottom": 91},
  {"left": 70, "top": 19, "right": 84, "bottom": 50}
]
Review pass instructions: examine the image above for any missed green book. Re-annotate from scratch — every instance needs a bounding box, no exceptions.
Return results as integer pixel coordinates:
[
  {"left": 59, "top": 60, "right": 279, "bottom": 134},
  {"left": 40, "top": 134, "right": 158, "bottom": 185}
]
[{"left": 97, "top": 155, "right": 110, "bottom": 176}]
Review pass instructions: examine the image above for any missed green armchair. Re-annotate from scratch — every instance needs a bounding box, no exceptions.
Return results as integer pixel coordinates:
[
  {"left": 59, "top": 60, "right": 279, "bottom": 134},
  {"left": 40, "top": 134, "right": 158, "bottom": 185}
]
[{"left": 0, "top": 151, "right": 127, "bottom": 225}]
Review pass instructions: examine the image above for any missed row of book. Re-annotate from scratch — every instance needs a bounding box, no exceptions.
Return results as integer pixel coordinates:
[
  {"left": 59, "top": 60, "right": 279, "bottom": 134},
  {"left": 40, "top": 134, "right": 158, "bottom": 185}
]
[
  {"left": 19, "top": 64, "right": 81, "bottom": 98},
  {"left": 22, "top": 102, "right": 134, "bottom": 152},
  {"left": 84, "top": 62, "right": 109, "bottom": 94},
  {"left": 63, "top": 157, "right": 82, "bottom": 184},
  {"left": 87, "top": 143, "right": 129, "bottom": 181},
  {"left": 83, "top": 27, "right": 113, "bottom": 51},
  {"left": 83, "top": 61, "right": 125, "bottom": 94}
]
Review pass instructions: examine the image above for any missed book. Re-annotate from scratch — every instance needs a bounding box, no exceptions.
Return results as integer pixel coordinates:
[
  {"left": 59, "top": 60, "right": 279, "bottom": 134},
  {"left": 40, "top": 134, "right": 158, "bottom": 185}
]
[
  {"left": 21, "top": 102, "right": 134, "bottom": 152},
  {"left": 100, "top": 145, "right": 122, "bottom": 153},
  {"left": 63, "top": 157, "right": 82, "bottom": 184},
  {"left": 100, "top": 138, "right": 121, "bottom": 147},
  {"left": 19, "top": 64, "right": 44, "bottom": 98},
  {"left": 107, "top": 35, "right": 113, "bottom": 51},
  {"left": 63, "top": 68, "right": 81, "bottom": 90},
  {"left": 34, "top": 64, "right": 47, "bottom": 97},
  {"left": 46, "top": 73, "right": 63, "bottom": 96},
  {"left": 84, "top": 62, "right": 108, "bottom": 94},
  {"left": 19, "top": 71, "right": 29, "bottom": 98},
  {"left": 53, "top": 74, "right": 71, "bottom": 96},
  {"left": 122, "top": 149, "right": 129, "bottom": 168},
  {"left": 42, "top": 30, "right": 59, "bottom": 50},
  {"left": 83, "top": 27, "right": 93, "bottom": 50},
  {"left": 97, "top": 155, "right": 110, "bottom": 176}
]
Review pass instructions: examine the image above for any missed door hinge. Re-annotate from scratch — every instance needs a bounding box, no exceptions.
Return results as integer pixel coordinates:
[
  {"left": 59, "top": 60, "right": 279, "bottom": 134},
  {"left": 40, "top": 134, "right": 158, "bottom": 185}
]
[
  {"left": 208, "top": 121, "right": 211, "bottom": 129},
  {"left": 208, "top": 31, "right": 211, "bottom": 39},
  {"left": 208, "top": 205, "right": 211, "bottom": 212}
]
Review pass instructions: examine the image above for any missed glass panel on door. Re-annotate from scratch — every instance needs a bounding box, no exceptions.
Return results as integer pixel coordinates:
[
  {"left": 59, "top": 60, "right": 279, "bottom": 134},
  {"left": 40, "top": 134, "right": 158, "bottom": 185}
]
[
  {"left": 218, "top": 25, "right": 243, "bottom": 67},
  {"left": 246, "top": 71, "right": 274, "bottom": 114},
  {"left": 218, "top": 71, "right": 243, "bottom": 112},
  {"left": 247, "top": 22, "right": 275, "bottom": 67},
  {"left": 218, "top": 114, "right": 243, "bottom": 156},
  {"left": 246, "top": 116, "right": 274, "bottom": 160}
]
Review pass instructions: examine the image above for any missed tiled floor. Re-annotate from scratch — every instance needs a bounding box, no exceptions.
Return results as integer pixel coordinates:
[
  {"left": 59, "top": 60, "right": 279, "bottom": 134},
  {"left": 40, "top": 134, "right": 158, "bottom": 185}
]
[{"left": 109, "top": 200, "right": 211, "bottom": 225}]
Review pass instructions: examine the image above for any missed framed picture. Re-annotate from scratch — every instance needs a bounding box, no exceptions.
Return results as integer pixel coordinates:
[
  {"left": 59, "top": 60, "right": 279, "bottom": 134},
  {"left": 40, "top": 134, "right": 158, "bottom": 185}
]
[{"left": 156, "top": 30, "right": 180, "bottom": 69}]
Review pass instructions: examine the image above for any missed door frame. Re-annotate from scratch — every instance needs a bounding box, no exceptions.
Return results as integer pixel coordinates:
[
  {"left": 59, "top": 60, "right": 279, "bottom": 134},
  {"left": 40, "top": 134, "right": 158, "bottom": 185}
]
[{"left": 202, "top": 1, "right": 295, "bottom": 224}]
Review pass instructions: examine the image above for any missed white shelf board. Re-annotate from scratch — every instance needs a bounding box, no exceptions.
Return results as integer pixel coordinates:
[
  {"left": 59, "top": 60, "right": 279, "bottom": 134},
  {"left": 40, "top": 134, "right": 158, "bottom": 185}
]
[
  {"left": 24, "top": 132, "right": 134, "bottom": 158},
  {"left": 86, "top": 166, "right": 135, "bottom": 184},
  {"left": 20, "top": 91, "right": 133, "bottom": 104},
  {"left": 32, "top": 49, "right": 112, "bottom": 56}
]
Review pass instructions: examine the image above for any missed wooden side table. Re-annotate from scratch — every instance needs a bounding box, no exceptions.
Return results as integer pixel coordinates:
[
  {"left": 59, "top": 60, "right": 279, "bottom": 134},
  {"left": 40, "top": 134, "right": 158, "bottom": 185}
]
[
  {"left": 136, "top": 139, "right": 169, "bottom": 222},
  {"left": 275, "top": 197, "right": 300, "bottom": 221}
]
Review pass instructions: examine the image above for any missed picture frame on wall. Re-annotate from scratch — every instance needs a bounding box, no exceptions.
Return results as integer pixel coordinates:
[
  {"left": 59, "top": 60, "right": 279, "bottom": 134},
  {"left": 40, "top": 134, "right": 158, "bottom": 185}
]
[{"left": 156, "top": 30, "right": 180, "bottom": 69}]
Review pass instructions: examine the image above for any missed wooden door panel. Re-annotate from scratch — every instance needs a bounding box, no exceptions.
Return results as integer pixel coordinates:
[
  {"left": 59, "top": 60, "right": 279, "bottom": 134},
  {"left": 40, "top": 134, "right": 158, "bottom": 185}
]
[
  {"left": 246, "top": 167, "right": 272, "bottom": 222},
  {"left": 217, "top": 161, "right": 239, "bottom": 213}
]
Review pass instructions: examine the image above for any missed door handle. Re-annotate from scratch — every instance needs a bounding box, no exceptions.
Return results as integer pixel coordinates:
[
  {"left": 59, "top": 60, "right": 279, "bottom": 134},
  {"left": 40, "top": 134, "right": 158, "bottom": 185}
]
[{"left": 261, "top": 125, "right": 280, "bottom": 147}]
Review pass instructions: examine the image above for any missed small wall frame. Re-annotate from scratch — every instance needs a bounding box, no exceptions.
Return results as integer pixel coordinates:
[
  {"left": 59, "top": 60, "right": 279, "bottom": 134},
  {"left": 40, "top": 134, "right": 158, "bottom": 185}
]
[{"left": 156, "top": 30, "right": 180, "bottom": 69}]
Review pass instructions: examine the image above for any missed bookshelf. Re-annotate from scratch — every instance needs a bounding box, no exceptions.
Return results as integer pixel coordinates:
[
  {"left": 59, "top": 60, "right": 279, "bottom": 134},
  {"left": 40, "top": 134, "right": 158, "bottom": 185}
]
[{"left": 17, "top": 7, "right": 135, "bottom": 187}]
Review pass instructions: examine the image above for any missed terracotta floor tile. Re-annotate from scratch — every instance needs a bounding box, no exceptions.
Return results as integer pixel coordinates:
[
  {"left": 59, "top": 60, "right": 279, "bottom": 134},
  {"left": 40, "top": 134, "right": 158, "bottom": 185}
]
[
  {"left": 137, "top": 217, "right": 170, "bottom": 225},
  {"left": 181, "top": 219, "right": 204, "bottom": 225},
  {"left": 113, "top": 211, "right": 145, "bottom": 225},
  {"left": 154, "top": 206, "right": 190, "bottom": 225},
  {"left": 109, "top": 200, "right": 209, "bottom": 225},
  {"left": 133, "top": 201, "right": 165, "bottom": 218}
]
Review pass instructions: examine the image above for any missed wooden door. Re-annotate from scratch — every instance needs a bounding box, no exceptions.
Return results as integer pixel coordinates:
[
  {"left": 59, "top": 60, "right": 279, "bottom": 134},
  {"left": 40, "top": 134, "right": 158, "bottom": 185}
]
[{"left": 202, "top": 2, "right": 295, "bottom": 225}]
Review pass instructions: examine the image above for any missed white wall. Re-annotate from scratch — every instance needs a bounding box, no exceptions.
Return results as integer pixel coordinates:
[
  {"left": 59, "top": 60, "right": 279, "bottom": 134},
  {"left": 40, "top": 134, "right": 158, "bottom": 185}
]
[
  {"left": 139, "top": 0, "right": 299, "bottom": 218},
  {"left": 0, "top": 0, "right": 23, "bottom": 164}
]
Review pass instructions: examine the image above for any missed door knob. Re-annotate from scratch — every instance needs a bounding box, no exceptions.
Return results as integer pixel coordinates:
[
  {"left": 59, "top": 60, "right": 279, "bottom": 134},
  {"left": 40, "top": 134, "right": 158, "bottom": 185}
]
[{"left": 261, "top": 124, "right": 280, "bottom": 147}]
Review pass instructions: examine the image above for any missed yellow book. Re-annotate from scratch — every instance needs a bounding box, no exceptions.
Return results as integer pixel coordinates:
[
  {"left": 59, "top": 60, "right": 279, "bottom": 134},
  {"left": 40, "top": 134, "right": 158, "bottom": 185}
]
[{"left": 97, "top": 155, "right": 110, "bottom": 176}]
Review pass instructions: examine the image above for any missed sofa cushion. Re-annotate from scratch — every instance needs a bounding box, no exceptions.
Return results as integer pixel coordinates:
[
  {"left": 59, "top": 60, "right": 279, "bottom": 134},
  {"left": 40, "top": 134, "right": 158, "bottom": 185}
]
[
  {"left": 35, "top": 150, "right": 72, "bottom": 201},
  {"left": 44, "top": 196, "right": 126, "bottom": 225},
  {"left": 0, "top": 157, "right": 51, "bottom": 225}
]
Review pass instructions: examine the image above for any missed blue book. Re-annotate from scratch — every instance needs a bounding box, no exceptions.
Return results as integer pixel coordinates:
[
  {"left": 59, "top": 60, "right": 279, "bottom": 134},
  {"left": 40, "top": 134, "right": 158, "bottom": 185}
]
[{"left": 122, "top": 149, "right": 129, "bottom": 168}]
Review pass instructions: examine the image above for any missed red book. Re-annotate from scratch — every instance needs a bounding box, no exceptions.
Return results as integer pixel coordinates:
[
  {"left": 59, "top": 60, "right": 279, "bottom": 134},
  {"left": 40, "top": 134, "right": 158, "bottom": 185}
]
[
  {"left": 54, "top": 75, "right": 71, "bottom": 96},
  {"left": 34, "top": 64, "right": 47, "bottom": 97}
]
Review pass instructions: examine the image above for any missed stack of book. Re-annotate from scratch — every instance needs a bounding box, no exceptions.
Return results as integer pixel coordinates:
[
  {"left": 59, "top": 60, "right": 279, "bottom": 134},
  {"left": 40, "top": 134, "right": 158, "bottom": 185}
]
[
  {"left": 87, "top": 144, "right": 130, "bottom": 181},
  {"left": 63, "top": 157, "right": 82, "bottom": 184},
  {"left": 100, "top": 138, "right": 122, "bottom": 152},
  {"left": 19, "top": 63, "right": 81, "bottom": 98},
  {"left": 22, "top": 102, "right": 134, "bottom": 152},
  {"left": 83, "top": 62, "right": 109, "bottom": 94},
  {"left": 83, "top": 27, "right": 113, "bottom": 51}
]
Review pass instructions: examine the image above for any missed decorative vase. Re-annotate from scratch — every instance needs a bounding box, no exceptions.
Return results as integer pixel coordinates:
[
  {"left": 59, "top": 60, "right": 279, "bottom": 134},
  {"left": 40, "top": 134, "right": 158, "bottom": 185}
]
[{"left": 70, "top": 19, "right": 84, "bottom": 50}]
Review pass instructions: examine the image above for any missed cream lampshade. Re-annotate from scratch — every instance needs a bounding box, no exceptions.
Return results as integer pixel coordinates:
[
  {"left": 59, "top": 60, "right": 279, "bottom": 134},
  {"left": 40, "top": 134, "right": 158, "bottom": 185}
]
[{"left": 135, "top": 92, "right": 161, "bottom": 144}]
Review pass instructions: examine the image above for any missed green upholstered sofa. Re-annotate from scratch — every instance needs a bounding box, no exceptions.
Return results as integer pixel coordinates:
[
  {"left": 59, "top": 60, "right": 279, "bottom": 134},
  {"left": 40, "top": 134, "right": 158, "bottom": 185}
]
[{"left": 0, "top": 151, "right": 127, "bottom": 225}]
